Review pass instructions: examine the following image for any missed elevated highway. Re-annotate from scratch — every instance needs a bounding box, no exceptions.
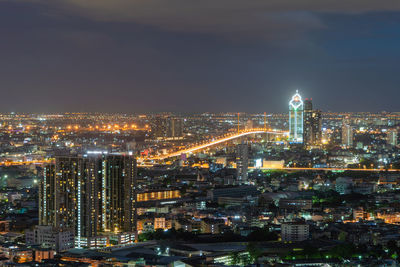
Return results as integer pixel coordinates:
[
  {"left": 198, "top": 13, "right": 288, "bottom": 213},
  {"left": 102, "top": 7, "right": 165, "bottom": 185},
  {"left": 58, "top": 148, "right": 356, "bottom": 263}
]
[
  {"left": 250, "top": 166, "right": 400, "bottom": 172},
  {"left": 150, "top": 128, "right": 287, "bottom": 160},
  {"left": 0, "top": 159, "right": 52, "bottom": 167}
]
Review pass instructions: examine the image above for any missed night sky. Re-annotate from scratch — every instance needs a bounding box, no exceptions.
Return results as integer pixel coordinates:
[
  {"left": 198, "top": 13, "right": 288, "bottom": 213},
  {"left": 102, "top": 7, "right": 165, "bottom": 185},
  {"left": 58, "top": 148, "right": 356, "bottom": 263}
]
[{"left": 1, "top": 1, "right": 399, "bottom": 113}]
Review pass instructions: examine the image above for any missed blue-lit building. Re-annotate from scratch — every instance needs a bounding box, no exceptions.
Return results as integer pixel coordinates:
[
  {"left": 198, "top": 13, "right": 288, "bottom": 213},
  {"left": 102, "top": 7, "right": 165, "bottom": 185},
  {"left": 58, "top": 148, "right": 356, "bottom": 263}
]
[{"left": 289, "top": 90, "right": 304, "bottom": 142}]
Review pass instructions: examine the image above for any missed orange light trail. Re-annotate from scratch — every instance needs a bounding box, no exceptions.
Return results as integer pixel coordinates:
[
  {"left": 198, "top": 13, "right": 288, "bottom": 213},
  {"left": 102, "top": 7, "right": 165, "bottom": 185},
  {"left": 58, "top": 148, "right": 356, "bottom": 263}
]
[
  {"left": 151, "top": 128, "right": 286, "bottom": 160},
  {"left": 138, "top": 163, "right": 400, "bottom": 172},
  {"left": 251, "top": 166, "right": 400, "bottom": 172},
  {"left": 0, "top": 159, "right": 53, "bottom": 166}
]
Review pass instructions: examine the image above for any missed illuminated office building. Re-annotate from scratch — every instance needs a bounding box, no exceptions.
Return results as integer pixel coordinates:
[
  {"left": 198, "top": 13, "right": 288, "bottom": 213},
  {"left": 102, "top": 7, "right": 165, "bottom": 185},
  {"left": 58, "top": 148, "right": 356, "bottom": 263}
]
[
  {"left": 303, "top": 98, "right": 322, "bottom": 147},
  {"left": 289, "top": 90, "right": 304, "bottom": 142},
  {"left": 39, "top": 153, "right": 137, "bottom": 248}
]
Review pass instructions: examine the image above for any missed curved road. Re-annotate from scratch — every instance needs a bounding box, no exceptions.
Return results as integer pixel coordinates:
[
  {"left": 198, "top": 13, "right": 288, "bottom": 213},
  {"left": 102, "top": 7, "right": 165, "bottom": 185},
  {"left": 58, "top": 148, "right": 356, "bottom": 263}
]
[{"left": 150, "top": 128, "right": 286, "bottom": 160}]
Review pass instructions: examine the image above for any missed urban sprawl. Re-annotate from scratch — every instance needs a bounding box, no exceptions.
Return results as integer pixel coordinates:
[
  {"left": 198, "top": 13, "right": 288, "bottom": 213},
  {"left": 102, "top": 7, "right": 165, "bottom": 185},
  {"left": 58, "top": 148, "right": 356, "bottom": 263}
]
[{"left": 0, "top": 92, "right": 399, "bottom": 266}]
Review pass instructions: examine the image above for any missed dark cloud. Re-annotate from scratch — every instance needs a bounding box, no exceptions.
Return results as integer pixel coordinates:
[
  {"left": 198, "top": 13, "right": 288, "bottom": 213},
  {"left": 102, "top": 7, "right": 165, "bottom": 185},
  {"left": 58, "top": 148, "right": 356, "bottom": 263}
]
[
  {"left": 0, "top": 1, "right": 399, "bottom": 113},
  {"left": 10, "top": 0, "right": 400, "bottom": 39},
  {"left": 48, "top": 1, "right": 400, "bottom": 29}
]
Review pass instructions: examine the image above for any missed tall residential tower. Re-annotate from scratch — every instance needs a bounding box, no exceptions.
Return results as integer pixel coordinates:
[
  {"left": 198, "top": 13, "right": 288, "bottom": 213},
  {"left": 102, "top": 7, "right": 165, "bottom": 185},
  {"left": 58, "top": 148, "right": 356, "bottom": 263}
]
[
  {"left": 387, "top": 128, "right": 398, "bottom": 147},
  {"left": 39, "top": 153, "right": 137, "bottom": 248},
  {"left": 342, "top": 122, "right": 353, "bottom": 148},
  {"left": 303, "top": 98, "right": 322, "bottom": 147},
  {"left": 236, "top": 143, "right": 249, "bottom": 183}
]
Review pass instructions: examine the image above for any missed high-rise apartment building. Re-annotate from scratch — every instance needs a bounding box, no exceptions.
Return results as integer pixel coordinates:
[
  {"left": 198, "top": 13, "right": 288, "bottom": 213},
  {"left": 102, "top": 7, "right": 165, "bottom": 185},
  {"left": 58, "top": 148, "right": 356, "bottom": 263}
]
[
  {"left": 342, "top": 123, "right": 353, "bottom": 148},
  {"left": 167, "top": 117, "right": 183, "bottom": 138},
  {"left": 236, "top": 143, "right": 249, "bottom": 183},
  {"left": 303, "top": 98, "right": 322, "bottom": 147},
  {"left": 151, "top": 116, "right": 184, "bottom": 139},
  {"left": 289, "top": 90, "right": 304, "bottom": 142},
  {"left": 387, "top": 128, "right": 398, "bottom": 146},
  {"left": 151, "top": 116, "right": 167, "bottom": 138},
  {"left": 39, "top": 153, "right": 137, "bottom": 248},
  {"left": 39, "top": 164, "right": 56, "bottom": 226},
  {"left": 102, "top": 154, "right": 137, "bottom": 233}
]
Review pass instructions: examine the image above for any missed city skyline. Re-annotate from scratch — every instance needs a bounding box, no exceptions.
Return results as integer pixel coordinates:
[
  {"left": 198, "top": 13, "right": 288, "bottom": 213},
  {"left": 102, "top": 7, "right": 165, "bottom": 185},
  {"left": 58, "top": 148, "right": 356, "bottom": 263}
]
[
  {"left": 0, "top": 1, "right": 399, "bottom": 113},
  {"left": 1, "top": 1, "right": 400, "bottom": 265}
]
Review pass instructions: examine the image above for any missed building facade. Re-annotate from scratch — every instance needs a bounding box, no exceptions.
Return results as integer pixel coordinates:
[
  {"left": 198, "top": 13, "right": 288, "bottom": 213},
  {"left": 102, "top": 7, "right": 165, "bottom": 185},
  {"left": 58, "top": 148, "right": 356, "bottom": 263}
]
[
  {"left": 39, "top": 153, "right": 137, "bottom": 248},
  {"left": 25, "top": 225, "right": 74, "bottom": 252},
  {"left": 39, "top": 164, "right": 56, "bottom": 226},
  {"left": 335, "top": 177, "right": 353, "bottom": 195},
  {"left": 303, "top": 98, "right": 322, "bottom": 147},
  {"left": 167, "top": 117, "right": 184, "bottom": 138},
  {"left": 151, "top": 116, "right": 167, "bottom": 138},
  {"left": 151, "top": 116, "right": 184, "bottom": 139},
  {"left": 387, "top": 128, "right": 398, "bottom": 146},
  {"left": 279, "top": 199, "right": 312, "bottom": 210},
  {"left": 342, "top": 123, "right": 353, "bottom": 147},
  {"left": 236, "top": 143, "right": 249, "bottom": 183},
  {"left": 289, "top": 90, "right": 304, "bottom": 142},
  {"left": 281, "top": 222, "right": 309, "bottom": 242}
]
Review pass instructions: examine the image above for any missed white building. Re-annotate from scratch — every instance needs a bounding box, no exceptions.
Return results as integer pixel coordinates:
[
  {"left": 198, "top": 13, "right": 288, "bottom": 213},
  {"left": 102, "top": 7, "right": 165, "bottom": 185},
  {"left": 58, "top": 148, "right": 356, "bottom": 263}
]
[
  {"left": 281, "top": 222, "right": 309, "bottom": 242},
  {"left": 25, "top": 226, "right": 74, "bottom": 252},
  {"left": 289, "top": 90, "right": 304, "bottom": 143}
]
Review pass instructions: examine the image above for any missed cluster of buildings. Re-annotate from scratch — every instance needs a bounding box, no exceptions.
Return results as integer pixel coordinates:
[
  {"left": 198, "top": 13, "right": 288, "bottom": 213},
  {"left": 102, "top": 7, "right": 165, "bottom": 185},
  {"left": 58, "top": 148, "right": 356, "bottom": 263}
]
[
  {"left": 288, "top": 90, "right": 322, "bottom": 147},
  {"left": 288, "top": 90, "right": 398, "bottom": 150},
  {"left": 0, "top": 97, "right": 398, "bottom": 265},
  {"left": 38, "top": 153, "right": 137, "bottom": 249},
  {"left": 150, "top": 116, "right": 184, "bottom": 140}
]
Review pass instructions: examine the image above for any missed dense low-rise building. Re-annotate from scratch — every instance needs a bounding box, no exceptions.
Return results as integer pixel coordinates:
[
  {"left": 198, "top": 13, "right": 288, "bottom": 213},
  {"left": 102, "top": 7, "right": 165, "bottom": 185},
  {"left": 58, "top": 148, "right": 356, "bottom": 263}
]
[
  {"left": 25, "top": 225, "right": 74, "bottom": 252},
  {"left": 281, "top": 222, "right": 309, "bottom": 242}
]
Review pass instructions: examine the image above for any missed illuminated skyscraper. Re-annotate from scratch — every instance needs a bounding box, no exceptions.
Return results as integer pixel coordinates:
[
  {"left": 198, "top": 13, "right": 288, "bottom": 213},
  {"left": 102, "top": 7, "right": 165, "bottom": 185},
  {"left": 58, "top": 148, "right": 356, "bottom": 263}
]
[
  {"left": 303, "top": 98, "right": 322, "bottom": 147},
  {"left": 151, "top": 116, "right": 184, "bottom": 139},
  {"left": 342, "top": 123, "right": 353, "bottom": 148},
  {"left": 167, "top": 117, "right": 184, "bottom": 138},
  {"left": 54, "top": 156, "right": 101, "bottom": 241},
  {"left": 151, "top": 116, "right": 167, "bottom": 138},
  {"left": 39, "top": 164, "right": 56, "bottom": 226},
  {"left": 39, "top": 153, "right": 137, "bottom": 248},
  {"left": 387, "top": 129, "right": 398, "bottom": 146},
  {"left": 102, "top": 154, "right": 137, "bottom": 233},
  {"left": 236, "top": 143, "right": 249, "bottom": 183},
  {"left": 289, "top": 90, "right": 304, "bottom": 142}
]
